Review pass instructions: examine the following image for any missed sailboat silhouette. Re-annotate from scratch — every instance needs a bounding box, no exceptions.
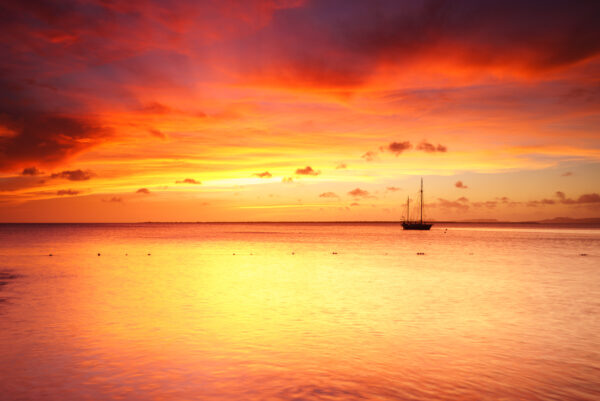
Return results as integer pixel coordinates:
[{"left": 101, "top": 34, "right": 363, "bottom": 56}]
[{"left": 402, "top": 178, "right": 433, "bottom": 230}]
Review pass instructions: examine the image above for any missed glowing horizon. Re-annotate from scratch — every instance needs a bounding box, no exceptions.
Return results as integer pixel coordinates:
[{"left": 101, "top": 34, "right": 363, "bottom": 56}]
[{"left": 1, "top": 0, "right": 599, "bottom": 222}]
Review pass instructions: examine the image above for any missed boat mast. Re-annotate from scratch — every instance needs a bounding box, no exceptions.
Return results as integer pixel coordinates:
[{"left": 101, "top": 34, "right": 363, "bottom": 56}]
[
  {"left": 406, "top": 196, "right": 410, "bottom": 222},
  {"left": 420, "top": 177, "right": 423, "bottom": 224}
]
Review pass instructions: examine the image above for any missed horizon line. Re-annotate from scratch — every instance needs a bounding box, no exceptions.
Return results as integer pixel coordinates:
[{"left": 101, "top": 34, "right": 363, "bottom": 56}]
[{"left": 1, "top": 218, "right": 599, "bottom": 225}]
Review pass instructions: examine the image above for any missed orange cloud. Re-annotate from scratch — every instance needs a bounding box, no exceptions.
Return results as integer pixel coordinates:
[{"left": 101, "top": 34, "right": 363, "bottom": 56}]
[
  {"left": 295, "top": 166, "right": 320, "bottom": 176},
  {"left": 176, "top": 178, "right": 201, "bottom": 184}
]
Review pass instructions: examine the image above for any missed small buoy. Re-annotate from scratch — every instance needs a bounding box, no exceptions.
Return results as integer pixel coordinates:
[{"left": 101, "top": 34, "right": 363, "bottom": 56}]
[
  {"left": 49, "top": 253, "right": 53, "bottom": 257},
  {"left": 97, "top": 253, "right": 101, "bottom": 256},
  {"left": 147, "top": 253, "right": 151, "bottom": 256},
  {"left": 292, "top": 252, "right": 295, "bottom": 255},
  {"left": 332, "top": 252, "right": 338, "bottom": 255},
  {"left": 417, "top": 252, "right": 425, "bottom": 255},
  {"left": 233, "top": 253, "right": 236, "bottom": 255},
  {"left": 580, "top": 253, "right": 588, "bottom": 256}
]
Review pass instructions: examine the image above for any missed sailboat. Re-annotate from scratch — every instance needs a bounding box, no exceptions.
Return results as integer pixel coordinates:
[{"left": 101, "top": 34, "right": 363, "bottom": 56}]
[{"left": 402, "top": 178, "right": 433, "bottom": 230}]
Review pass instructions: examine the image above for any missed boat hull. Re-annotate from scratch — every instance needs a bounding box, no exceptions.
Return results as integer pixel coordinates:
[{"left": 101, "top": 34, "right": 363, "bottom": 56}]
[{"left": 402, "top": 222, "right": 432, "bottom": 230}]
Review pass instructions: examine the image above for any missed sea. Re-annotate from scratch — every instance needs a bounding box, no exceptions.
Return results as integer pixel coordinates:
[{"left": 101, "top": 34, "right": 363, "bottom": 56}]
[{"left": 0, "top": 223, "right": 599, "bottom": 401}]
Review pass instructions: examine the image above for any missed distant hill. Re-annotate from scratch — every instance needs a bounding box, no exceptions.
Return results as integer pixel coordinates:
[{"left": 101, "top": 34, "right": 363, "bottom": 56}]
[{"left": 537, "top": 217, "right": 600, "bottom": 224}]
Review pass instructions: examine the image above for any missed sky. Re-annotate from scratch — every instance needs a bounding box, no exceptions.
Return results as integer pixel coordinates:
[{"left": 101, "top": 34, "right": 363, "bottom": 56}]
[{"left": 0, "top": 0, "right": 599, "bottom": 222}]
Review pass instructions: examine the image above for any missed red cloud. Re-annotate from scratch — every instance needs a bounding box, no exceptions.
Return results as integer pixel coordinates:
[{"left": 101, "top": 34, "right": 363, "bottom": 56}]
[
  {"left": 136, "top": 188, "right": 151, "bottom": 194},
  {"left": 0, "top": 113, "right": 112, "bottom": 172},
  {"left": 416, "top": 141, "right": 447, "bottom": 153},
  {"left": 455, "top": 181, "right": 468, "bottom": 189},
  {"left": 348, "top": 188, "right": 370, "bottom": 198},
  {"left": 21, "top": 167, "right": 42, "bottom": 176},
  {"left": 176, "top": 178, "right": 201, "bottom": 184},
  {"left": 253, "top": 171, "right": 272, "bottom": 178},
  {"left": 387, "top": 141, "right": 412, "bottom": 156},
  {"left": 295, "top": 166, "right": 320, "bottom": 176}
]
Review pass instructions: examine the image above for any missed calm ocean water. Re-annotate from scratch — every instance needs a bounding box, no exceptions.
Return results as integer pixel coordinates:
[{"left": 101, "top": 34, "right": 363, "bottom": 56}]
[{"left": 0, "top": 223, "right": 599, "bottom": 400}]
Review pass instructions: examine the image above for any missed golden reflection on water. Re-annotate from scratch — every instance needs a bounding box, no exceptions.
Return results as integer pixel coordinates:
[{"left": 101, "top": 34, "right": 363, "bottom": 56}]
[{"left": 0, "top": 223, "right": 599, "bottom": 400}]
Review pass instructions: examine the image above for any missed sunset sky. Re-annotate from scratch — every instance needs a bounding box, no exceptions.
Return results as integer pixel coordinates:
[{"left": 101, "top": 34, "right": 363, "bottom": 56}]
[{"left": 0, "top": 0, "right": 599, "bottom": 222}]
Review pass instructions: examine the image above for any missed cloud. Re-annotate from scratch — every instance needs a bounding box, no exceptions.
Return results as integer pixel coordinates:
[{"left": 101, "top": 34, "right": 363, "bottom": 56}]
[
  {"left": 319, "top": 192, "right": 339, "bottom": 198},
  {"left": 556, "top": 191, "right": 600, "bottom": 204},
  {"left": 56, "top": 189, "right": 79, "bottom": 196},
  {"left": 136, "top": 188, "right": 151, "bottom": 194},
  {"left": 455, "top": 181, "right": 468, "bottom": 189},
  {"left": 526, "top": 199, "right": 556, "bottom": 207},
  {"left": 336, "top": 163, "right": 347, "bottom": 169},
  {"left": 436, "top": 198, "right": 469, "bottom": 211},
  {"left": 386, "top": 186, "right": 400, "bottom": 192},
  {"left": 348, "top": 188, "right": 371, "bottom": 198},
  {"left": 562, "top": 171, "right": 573, "bottom": 177},
  {"left": 457, "top": 196, "right": 469, "bottom": 203},
  {"left": 472, "top": 201, "right": 498, "bottom": 208},
  {"left": 577, "top": 193, "right": 600, "bottom": 203},
  {"left": 416, "top": 141, "right": 447, "bottom": 153},
  {"left": 0, "top": 110, "right": 112, "bottom": 172},
  {"left": 149, "top": 129, "right": 167, "bottom": 140},
  {"left": 295, "top": 166, "right": 320, "bottom": 176},
  {"left": 176, "top": 178, "right": 201, "bottom": 184},
  {"left": 350, "top": 202, "right": 360, "bottom": 207},
  {"left": 141, "top": 102, "right": 172, "bottom": 114},
  {"left": 51, "top": 169, "right": 93, "bottom": 181},
  {"left": 282, "top": 177, "right": 294, "bottom": 183},
  {"left": 387, "top": 141, "right": 412, "bottom": 156},
  {"left": 102, "top": 196, "right": 123, "bottom": 203},
  {"left": 21, "top": 167, "right": 42, "bottom": 176},
  {"left": 253, "top": 171, "right": 272, "bottom": 178},
  {"left": 361, "top": 151, "right": 379, "bottom": 162},
  {"left": 234, "top": 1, "right": 600, "bottom": 87}
]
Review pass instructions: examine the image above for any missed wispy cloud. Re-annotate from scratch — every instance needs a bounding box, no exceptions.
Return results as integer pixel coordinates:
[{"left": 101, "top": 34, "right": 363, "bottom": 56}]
[
  {"left": 416, "top": 141, "right": 447, "bottom": 153},
  {"left": 348, "top": 188, "right": 371, "bottom": 198},
  {"left": 253, "top": 171, "right": 272, "bottom": 178},
  {"left": 175, "top": 178, "right": 201, "bottom": 184},
  {"left": 361, "top": 151, "right": 379, "bottom": 162},
  {"left": 56, "top": 189, "right": 79, "bottom": 196},
  {"left": 102, "top": 196, "right": 123, "bottom": 203},
  {"left": 51, "top": 169, "right": 93, "bottom": 181}
]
